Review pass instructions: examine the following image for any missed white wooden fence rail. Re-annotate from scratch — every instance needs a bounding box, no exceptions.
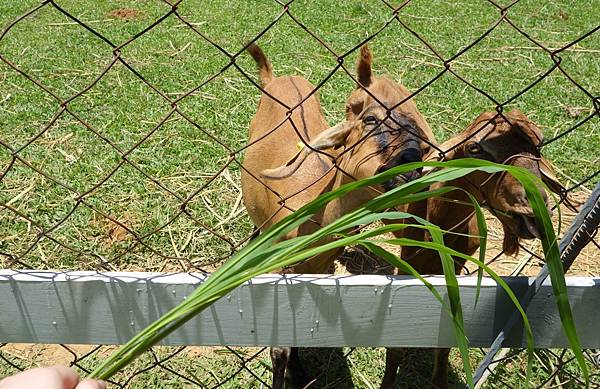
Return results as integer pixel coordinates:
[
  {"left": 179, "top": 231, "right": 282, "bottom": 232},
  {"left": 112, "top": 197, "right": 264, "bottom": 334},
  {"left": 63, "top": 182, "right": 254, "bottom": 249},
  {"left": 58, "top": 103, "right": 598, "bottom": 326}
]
[{"left": 0, "top": 270, "right": 598, "bottom": 348}]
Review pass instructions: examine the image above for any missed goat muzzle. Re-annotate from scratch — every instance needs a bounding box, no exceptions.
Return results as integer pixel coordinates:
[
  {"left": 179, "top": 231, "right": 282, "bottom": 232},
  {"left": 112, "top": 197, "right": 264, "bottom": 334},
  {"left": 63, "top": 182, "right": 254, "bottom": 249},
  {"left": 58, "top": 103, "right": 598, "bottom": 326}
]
[
  {"left": 376, "top": 147, "right": 423, "bottom": 191},
  {"left": 515, "top": 214, "right": 542, "bottom": 239}
]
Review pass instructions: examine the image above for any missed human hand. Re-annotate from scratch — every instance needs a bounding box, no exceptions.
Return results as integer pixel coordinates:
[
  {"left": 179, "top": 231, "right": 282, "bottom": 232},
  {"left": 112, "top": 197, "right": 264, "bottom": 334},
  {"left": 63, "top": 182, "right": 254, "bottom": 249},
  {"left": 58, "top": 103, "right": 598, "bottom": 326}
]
[{"left": 0, "top": 366, "right": 105, "bottom": 389}]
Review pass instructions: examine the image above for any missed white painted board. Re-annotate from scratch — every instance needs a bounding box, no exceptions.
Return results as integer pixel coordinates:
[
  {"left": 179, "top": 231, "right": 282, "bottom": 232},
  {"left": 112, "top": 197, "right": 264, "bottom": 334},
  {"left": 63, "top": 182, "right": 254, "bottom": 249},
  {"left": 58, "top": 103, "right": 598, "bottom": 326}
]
[{"left": 0, "top": 271, "right": 598, "bottom": 348}]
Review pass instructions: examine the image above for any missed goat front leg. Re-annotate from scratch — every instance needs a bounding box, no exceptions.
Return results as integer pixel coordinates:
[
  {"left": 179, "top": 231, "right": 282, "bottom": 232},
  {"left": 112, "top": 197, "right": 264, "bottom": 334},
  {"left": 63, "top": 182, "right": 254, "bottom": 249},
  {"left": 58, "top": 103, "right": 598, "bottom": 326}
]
[
  {"left": 271, "top": 346, "right": 290, "bottom": 389},
  {"left": 431, "top": 348, "right": 450, "bottom": 389},
  {"left": 271, "top": 346, "right": 309, "bottom": 389},
  {"left": 380, "top": 347, "right": 403, "bottom": 389}
]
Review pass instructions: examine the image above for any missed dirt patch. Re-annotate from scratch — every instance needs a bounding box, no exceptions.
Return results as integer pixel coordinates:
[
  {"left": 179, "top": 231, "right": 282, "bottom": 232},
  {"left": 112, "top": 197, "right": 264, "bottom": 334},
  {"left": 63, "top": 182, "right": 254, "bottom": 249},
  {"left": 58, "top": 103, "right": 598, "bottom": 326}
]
[
  {"left": 107, "top": 8, "right": 140, "bottom": 20},
  {"left": 0, "top": 344, "right": 98, "bottom": 367},
  {"left": 104, "top": 216, "right": 134, "bottom": 247}
]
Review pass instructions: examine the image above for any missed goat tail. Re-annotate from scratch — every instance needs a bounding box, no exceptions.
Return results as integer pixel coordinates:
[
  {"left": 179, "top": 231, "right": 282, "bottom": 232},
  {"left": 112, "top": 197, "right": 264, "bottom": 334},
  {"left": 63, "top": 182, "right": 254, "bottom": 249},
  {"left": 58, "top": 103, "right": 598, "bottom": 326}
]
[
  {"left": 247, "top": 43, "right": 274, "bottom": 86},
  {"left": 356, "top": 44, "right": 373, "bottom": 87}
]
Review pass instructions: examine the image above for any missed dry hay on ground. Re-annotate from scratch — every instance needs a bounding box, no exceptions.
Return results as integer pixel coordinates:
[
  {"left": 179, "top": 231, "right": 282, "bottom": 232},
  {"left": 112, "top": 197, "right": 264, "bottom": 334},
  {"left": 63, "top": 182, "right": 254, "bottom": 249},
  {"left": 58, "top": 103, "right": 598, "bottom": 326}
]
[{"left": 337, "top": 190, "right": 599, "bottom": 278}]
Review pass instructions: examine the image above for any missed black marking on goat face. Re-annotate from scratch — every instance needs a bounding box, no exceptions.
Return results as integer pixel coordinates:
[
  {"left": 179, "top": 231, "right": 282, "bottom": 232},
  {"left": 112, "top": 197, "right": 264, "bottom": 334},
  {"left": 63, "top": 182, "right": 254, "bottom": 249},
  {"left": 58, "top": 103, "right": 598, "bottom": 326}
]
[
  {"left": 375, "top": 112, "right": 421, "bottom": 146},
  {"left": 372, "top": 114, "right": 424, "bottom": 191}
]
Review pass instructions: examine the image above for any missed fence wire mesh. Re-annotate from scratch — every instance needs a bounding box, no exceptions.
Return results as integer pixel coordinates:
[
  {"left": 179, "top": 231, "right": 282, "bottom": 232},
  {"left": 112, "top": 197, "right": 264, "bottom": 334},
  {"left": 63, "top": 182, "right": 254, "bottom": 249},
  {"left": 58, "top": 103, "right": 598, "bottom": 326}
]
[{"left": 0, "top": 0, "right": 599, "bottom": 387}]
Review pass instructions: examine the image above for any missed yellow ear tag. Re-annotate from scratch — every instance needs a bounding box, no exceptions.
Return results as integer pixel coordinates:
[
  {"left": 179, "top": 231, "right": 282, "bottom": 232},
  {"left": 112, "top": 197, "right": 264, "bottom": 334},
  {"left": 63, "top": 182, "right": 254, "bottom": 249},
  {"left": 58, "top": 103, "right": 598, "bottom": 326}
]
[{"left": 280, "top": 143, "right": 305, "bottom": 168}]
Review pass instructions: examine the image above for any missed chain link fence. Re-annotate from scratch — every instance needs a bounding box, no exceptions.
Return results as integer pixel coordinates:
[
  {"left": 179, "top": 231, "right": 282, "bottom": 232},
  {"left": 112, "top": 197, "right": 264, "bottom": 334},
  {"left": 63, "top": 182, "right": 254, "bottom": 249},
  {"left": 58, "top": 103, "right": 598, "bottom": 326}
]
[{"left": 1, "top": 0, "right": 599, "bottom": 387}]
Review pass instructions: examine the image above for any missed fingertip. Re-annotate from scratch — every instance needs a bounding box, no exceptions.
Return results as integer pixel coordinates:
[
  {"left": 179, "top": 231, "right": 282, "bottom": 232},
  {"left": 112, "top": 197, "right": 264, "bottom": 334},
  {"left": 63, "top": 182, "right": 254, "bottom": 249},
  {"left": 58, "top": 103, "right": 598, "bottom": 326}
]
[
  {"left": 0, "top": 366, "right": 80, "bottom": 389},
  {"left": 51, "top": 365, "right": 80, "bottom": 388}
]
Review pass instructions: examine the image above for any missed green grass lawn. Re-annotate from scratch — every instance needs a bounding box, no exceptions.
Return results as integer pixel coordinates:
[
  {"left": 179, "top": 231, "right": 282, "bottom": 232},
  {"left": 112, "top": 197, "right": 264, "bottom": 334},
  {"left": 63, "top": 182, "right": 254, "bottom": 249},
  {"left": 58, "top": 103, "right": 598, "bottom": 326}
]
[
  {"left": 1, "top": 0, "right": 599, "bottom": 270},
  {"left": 1, "top": 0, "right": 599, "bottom": 387}
]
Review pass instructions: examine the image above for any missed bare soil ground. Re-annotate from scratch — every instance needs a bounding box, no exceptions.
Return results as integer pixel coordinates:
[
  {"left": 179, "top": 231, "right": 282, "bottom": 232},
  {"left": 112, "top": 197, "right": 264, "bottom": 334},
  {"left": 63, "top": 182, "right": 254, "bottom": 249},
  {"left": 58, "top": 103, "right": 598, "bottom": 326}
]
[{"left": 337, "top": 190, "right": 599, "bottom": 278}]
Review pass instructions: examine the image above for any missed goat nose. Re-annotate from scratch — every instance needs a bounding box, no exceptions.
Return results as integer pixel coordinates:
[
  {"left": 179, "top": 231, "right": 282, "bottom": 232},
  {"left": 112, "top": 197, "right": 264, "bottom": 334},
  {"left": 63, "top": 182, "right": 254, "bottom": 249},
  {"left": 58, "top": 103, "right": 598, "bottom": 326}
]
[{"left": 397, "top": 147, "right": 422, "bottom": 165}]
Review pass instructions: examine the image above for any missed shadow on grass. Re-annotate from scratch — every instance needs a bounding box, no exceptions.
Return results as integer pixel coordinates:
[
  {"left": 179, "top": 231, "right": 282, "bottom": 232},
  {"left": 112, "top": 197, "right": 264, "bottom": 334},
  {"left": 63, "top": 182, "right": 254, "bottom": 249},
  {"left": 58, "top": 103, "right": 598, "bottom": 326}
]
[
  {"left": 388, "top": 348, "right": 463, "bottom": 389},
  {"left": 292, "top": 347, "right": 464, "bottom": 388},
  {"left": 294, "top": 347, "right": 353, "bottom": 388}
]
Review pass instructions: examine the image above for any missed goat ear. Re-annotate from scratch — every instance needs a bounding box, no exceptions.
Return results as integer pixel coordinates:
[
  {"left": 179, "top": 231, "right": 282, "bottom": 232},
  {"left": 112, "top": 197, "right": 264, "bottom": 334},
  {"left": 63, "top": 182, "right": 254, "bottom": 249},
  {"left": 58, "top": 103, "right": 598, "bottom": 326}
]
[
  {"left": 356, "top": 45, "right": 373, "bottom": 88},
  {"left": 506, "top": 109, "right": 543, "bottom": 146},
  {"left": 470, "top": 111, "right": 498, "bottom": 129},
  {"left": 459, "top": 111, "right": 498, "bottom": 141},
  {"left": 345, "top": 92, "right": 364, "bottom": 120},
  {"left": 539, "top": 157, "right": 578, "bottom": 212},
  {"left": 260, "top": 121, "right": 356, "bottom": 179},
  {"left": 309, "top": 121, "right": 356, "bottom": 149}
]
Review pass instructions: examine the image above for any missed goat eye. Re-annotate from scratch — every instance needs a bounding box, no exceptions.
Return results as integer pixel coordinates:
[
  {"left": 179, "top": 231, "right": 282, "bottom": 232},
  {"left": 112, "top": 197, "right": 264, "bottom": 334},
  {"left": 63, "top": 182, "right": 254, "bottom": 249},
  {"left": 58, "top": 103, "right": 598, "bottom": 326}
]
[
  {"left": 467, "top": 143, "right": 481, "bottom": 154},
  {"left": 362, "top": 115, "right": 379, "bottom": 125}
]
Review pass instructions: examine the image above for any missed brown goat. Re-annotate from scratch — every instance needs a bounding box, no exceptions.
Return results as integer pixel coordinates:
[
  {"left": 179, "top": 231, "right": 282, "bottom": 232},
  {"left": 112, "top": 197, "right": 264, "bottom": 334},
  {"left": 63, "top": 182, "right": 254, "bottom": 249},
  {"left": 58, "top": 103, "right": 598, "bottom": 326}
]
[
  {"left": 380, "top": 110, "right": 566, "bottom": 389},
  {"left": 240, "top": 44, "right": 432, "bottom": 389}
]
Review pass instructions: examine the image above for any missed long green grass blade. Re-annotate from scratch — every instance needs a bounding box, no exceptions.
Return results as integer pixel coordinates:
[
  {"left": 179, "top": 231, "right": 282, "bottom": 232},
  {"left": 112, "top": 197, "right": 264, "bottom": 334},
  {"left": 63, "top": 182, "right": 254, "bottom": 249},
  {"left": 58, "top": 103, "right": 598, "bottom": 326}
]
[
  {"left": 508, "top": 169, "right": 588, "bottom": 385},
  {"left": 88, "top": 159, "right": 582, "bottom": 385},
  {"left": 428, "top": 224, "right": 472, "bottom": 386}
]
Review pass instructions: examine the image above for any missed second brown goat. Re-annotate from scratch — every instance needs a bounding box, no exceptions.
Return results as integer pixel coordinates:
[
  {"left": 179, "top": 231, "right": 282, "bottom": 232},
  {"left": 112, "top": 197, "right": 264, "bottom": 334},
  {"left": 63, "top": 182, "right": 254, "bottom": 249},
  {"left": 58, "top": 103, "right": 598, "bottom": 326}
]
[{"left": 381, "top": 110, "right": 567, "bottom": 389}]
